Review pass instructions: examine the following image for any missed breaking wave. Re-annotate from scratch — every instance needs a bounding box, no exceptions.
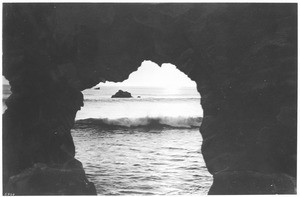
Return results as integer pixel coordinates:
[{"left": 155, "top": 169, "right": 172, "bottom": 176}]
[{"left": 75, "top": 116, "right": 202, "bottom": 129}]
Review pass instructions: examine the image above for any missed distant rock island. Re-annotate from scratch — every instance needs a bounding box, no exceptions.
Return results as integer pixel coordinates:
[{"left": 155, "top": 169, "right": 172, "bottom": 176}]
[{"left": 111, "top": 90, "right": 133, "bottom": 98}]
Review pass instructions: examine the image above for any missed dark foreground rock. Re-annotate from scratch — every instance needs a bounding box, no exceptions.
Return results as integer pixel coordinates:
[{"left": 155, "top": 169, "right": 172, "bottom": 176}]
[
  {"left": 111, "top": 90, "right": 133, "bottom": 98},
  {"left": 208, "top": 171, "right": 296, "bottom": 194},
  {"left": 5, "top": 162, "right": 97, "bottom": 195}
]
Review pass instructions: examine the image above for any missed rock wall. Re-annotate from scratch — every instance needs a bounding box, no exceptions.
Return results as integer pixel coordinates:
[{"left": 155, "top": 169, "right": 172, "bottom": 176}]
[{"left": 3, "top": 3, "right": 297, "bottom": 194}]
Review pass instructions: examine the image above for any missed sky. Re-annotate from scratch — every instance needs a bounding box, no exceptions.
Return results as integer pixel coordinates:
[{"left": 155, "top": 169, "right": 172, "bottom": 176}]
[
  {"left": 3, "top": 76, "right": 9, "bottom": 85},
  {"left": 2, "top": 61, "right": 197, "bottom": 88},
  {"left": 98, "top": 61, "right": 196, "bottom": 88}
]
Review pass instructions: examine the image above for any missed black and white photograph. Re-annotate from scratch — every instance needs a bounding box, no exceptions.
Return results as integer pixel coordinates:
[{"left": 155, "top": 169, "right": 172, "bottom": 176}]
[{"left": 2, "top": 2, "right": 297, "bottom": 195}]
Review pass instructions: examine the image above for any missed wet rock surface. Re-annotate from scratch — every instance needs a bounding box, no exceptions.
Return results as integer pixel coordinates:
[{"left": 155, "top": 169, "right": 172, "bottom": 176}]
[
  {"left": 3, "top": 3, "right": 297, "bottom": 195},
  {"left": 5, "top": 162, "right": 96, "bottom": 195}
]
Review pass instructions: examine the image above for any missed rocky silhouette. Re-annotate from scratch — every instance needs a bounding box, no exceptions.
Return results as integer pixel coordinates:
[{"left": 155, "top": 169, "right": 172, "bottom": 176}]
[{"left": 111, "top": 90, "right": 133, "bottom": 98}]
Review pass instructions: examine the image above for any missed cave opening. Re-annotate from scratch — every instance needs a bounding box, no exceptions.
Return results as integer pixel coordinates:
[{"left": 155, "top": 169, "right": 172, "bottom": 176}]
[
  {"left": 72, "top": 60, "right": 213, "bottom": 195},
  {"left": 2, "top": 3, "right": 297, "bottom": 195}
]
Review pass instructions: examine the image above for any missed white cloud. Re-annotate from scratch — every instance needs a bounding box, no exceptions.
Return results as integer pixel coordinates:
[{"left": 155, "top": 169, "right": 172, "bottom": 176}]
[{"left": 99, "top": 61, "right": 196, "bottom": 88}]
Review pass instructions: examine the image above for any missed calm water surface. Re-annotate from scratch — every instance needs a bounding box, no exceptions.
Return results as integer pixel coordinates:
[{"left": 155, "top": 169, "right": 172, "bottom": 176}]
[{"left": 72, "top": 126, "right": 212, "bottom": 195}]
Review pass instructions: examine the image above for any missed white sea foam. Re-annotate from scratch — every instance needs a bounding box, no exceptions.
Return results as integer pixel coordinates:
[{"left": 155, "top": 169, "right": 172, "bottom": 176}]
[{"left": 76, "top": 116, "right": 202, "bottom": 129}]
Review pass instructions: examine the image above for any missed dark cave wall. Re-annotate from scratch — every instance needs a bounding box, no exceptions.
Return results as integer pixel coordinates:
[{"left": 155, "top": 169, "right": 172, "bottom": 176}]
[{"left": 3, "top": 3, "right": 297, "bottom": 194}]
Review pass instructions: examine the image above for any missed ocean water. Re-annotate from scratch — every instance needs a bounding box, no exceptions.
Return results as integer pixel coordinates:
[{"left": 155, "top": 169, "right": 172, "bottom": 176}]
[
  {"left": 74, "top": 86, "right": 213, "bottom": 195},
  {"left": 2, "top": 84, "right": 213, "bottom": 195}
]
